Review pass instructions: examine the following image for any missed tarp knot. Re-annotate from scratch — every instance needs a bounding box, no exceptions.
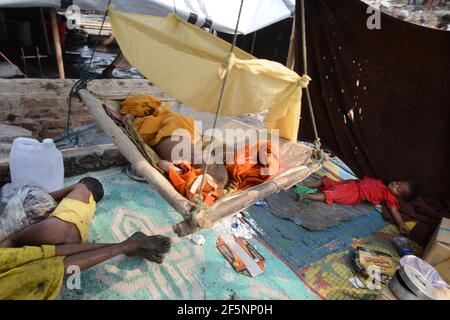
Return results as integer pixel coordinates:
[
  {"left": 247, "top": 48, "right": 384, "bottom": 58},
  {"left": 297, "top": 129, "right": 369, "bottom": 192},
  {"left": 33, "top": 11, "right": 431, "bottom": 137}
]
[{"left": 218, "top": 53, "right": 237, "bottom": 80}]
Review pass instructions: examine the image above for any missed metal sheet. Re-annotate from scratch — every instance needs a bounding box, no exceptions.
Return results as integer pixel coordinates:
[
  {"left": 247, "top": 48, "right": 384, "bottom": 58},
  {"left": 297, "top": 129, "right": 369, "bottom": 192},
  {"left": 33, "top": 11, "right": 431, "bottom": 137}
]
[{"left": 399, "top": 264, "right": 438, "bottom": 300}]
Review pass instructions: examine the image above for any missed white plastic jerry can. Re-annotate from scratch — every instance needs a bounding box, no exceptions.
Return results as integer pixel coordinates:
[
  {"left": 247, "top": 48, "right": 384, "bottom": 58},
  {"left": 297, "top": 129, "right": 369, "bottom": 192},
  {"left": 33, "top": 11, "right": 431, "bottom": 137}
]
[{"left": 9, "top": 137, "right": 64, "bottom": 192}]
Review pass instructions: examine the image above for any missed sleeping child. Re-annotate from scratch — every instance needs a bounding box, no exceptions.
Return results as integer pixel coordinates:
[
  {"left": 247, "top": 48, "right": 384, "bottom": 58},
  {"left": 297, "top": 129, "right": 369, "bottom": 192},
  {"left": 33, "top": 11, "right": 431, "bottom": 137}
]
[
  {"left": 299, "top": 176, "right": 418, "bottom": 235},
  {"left": 120, "top": 94, "right": 280, "bottom": 205}
]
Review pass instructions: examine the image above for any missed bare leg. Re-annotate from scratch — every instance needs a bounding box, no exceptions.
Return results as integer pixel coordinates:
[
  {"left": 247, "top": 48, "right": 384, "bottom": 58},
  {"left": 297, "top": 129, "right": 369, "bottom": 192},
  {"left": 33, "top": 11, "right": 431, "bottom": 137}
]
[
  {"left": 303, "top": 178, "right": 324, "bottom": 189},
  {"left": 55, "top": 243, "right": 113, "bottom": 256},
  {"left": 62, "top": 242, "right": 137, "bottom": 274},
  {"left": 302, "top": 192, "right": 326, "bottom": 202},
  {"left": 60, "top": 232, "right": 172, "bottom": 272},
  {"left": 153, "top": 136, "right": 200, "bottom": 164},
  {"left": 55, "top": 232, "right": 171, "bottom": 257}
]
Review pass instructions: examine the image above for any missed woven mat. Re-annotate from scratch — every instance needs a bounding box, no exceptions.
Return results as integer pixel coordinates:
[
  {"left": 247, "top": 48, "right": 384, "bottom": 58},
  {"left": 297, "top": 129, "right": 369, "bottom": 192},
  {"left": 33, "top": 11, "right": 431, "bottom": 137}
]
[
  {"left": 298, "top": 225, "right": 423, "bottom": 300},
  {"left": 59, "top": 168, "right": 318, "bottom": 300},
  {"left": 265, "top": 188, "right": 375, "bottom": 231}
]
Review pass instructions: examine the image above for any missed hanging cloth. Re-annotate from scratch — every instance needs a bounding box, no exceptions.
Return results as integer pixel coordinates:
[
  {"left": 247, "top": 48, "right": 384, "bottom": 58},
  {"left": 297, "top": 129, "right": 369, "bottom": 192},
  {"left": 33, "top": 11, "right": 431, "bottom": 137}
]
[{"left": 109, "top": 9, "right": 311, "bottom": 141}]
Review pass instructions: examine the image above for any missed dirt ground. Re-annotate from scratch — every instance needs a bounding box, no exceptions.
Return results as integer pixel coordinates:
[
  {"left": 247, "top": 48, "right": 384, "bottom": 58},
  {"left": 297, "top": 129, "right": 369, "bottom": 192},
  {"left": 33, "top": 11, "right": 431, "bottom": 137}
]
[{"left": 363, "top": 0, "right": 450, "bottom": 30}]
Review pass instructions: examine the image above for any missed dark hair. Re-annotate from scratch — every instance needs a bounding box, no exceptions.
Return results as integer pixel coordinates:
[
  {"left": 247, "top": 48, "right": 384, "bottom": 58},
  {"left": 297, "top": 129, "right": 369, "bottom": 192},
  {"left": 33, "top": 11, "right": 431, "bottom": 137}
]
[
  {"left": 205, "top": 164, "right": 229, "bottom": 188},
  {"left": 437, "top": 14, "right": 450, "bottom": 29},
  {"left": 79, "top": 177, "right": 104, "bottom": 202},
  {"left": 404, "top": 180, "right": 419, "bottom": 202}
]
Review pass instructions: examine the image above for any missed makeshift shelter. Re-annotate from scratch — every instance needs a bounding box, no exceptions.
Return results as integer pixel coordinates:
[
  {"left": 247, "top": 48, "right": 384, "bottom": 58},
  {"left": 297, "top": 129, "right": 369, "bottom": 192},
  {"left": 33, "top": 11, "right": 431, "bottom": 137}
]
[
  {"left": 0, "top": 0, "right": 295, "bottom": 34},
  {"left": 0, "top": 0, "right": 297, "bottom": 78},
  {"left": 295, "top": 0, "right": 450, "bottom": 244},
  {"left": 78, "top": 4, "right": 320, "bottom": 235},
  {"left": 79, "top": 90, "right": 319, "bottom": 236},
  {"left": 108, "top": 10, "right": 310, "bottom": 142}
]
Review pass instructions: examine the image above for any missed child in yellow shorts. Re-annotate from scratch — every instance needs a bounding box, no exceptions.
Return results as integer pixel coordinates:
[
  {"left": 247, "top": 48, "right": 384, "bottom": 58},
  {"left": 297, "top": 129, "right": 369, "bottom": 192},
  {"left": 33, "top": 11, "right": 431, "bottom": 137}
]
[{"left": 0, "top": 177, "right": 103, "bottom": 246}]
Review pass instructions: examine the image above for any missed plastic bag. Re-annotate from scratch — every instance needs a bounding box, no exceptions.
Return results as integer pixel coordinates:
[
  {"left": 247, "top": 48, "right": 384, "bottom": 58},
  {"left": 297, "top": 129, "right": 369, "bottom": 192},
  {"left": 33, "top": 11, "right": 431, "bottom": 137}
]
[
  {"left": 400, "top": 255, "right": 449, "bottom": 289},
  {"left": 0, "top": 184, "right": 57, "bottom": 240}
]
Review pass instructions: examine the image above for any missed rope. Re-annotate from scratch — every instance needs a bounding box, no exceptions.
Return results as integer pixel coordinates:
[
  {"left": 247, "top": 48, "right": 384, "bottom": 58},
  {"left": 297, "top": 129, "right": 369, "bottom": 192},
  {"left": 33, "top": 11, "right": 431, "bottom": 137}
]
[
  {"left": 300, "top": 0, "right": 323, "bottom": 162},
  {"left": 65, "top": 0, "right": 112, "bottom": 144},
  {"left": 194, "top": 0, "right": 245, "bottom": 210}
]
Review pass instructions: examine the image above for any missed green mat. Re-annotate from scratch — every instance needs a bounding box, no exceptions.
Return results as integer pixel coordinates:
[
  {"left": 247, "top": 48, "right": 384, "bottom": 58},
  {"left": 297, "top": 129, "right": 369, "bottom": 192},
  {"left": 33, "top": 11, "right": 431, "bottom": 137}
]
[{"left": 59, "top": 168, "right": 318, "bottom": 300}]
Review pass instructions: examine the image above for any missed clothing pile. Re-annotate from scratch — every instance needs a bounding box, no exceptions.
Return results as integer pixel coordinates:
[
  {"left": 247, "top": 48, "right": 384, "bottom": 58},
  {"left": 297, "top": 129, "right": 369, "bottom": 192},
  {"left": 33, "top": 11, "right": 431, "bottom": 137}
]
[{"left": 0, "top": 184, "right": 57, "bottom": 240}]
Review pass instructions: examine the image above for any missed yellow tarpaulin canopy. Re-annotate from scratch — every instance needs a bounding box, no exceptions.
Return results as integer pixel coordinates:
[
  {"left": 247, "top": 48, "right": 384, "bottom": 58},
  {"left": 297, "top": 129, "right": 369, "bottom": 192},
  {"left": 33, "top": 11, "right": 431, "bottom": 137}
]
[{"left": 109, "top": 9, "right": 311, "bottom": 141}]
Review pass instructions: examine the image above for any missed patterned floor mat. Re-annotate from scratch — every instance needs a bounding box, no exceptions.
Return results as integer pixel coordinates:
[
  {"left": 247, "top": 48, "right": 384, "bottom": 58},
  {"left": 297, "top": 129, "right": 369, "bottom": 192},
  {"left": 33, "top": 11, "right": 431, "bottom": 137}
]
[
  {"left": 246, "top": 204, "right": 389, "bottom": 269},
  {"left": 245, "top": 155, "right": 423, "bottom": 300},
  {"left": 298, "top": 225, "right": 423, "bottom": 300},
  {"left": 59, "top": 168, "right": 319, "bottom": 300}
]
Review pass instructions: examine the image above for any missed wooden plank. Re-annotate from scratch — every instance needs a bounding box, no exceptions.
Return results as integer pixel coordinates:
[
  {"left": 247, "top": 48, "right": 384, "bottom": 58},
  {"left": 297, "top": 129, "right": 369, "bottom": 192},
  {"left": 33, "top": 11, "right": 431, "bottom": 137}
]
[
  {"left": 78, "top": 89, "right": 193, "bottom": 216},
  {"left": 173, "top": 164, "right": 319, "bottom": 236},
  {"left": 78, "top": 87, "right": 320, "bottom": 236},
  {"left": 50, "top": 8, "right": 65, "bottom": 79}
]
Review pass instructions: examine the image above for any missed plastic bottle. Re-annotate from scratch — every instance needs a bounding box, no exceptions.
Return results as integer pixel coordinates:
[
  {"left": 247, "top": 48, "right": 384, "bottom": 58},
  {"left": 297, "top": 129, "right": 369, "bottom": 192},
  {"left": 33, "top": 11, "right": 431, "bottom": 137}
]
[
  {"left": 392, "top": 237, "right": 415, "bottom": 257},
  {"left": 9, "top": 137, "right": 64, "bottom": 192}
]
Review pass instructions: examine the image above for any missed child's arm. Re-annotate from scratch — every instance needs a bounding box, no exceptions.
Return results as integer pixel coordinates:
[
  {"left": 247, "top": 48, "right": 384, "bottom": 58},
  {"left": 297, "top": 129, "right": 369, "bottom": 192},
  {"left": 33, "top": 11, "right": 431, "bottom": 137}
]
[
  {"left": 157, "top": 160, "right": 181, "bottom": 174},
  {"left": 49, "top": 184, "right": 78, "bottom": 202},
  {"left": 388, "top": 205, "right": 410, "bottom": 235}
]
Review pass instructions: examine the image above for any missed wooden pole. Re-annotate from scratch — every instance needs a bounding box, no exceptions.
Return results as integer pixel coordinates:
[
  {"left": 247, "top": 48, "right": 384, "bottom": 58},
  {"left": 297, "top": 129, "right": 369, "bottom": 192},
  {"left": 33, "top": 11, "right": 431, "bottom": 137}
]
[
  {"left": 39, "top": 8, "right": 51, "bottom": 55},
  {"left": 78, "top": 89, "right": 193, "bottom": 216},
  {"left": 0, "top": 51, "right": 27, "bottom": 78},
  {"left": 49, "top": 8, "right": 65, "bottom": 79},
  {"left": 286, "top": 16, "right": 296, "bottom": 70},
  {"left": 250, "top": 31, "right": 257, "bottom": 55}
]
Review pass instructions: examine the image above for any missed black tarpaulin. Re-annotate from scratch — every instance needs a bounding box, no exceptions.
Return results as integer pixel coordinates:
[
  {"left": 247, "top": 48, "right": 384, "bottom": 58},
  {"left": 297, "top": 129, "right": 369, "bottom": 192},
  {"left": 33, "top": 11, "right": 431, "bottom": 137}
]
[{"left": 295, "top": 0, "right": 450, "bottom": 244}]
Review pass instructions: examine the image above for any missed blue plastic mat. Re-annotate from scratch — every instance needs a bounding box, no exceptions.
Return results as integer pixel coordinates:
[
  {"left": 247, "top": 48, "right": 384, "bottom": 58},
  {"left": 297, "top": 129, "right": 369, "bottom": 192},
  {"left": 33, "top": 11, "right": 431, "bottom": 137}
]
[{"left": 246, "top": 201, "right": 389, "bottom": 270}]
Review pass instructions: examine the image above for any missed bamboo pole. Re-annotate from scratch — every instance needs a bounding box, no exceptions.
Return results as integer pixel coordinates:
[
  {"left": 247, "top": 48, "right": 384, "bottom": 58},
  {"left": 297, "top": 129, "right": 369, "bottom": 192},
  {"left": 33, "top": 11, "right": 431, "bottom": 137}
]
[
  {"left": 49, "top": 8, "right": 65, "bottom": 79},
  {"left": 201, "top": 166, "right": 314, "bottom": 226},
  {"left": 173, "top": 164, "right": 320, "bottom": 236},
  {"left": 286, "top": 16, "right": 296, "bottom": 70},
  {"left": 0, "top": 51, "right": 27, "bottom": 78},
  {"left": 250, "top": 31, "right": 257, "bottom": 55},
  {"left": 39, "top": 8, "right": 51, "bottom": 55},
  {"left": 78, "top": 89, "right": 193, "bottom": 215},
  {"left": 79, "top": 90, "right": 320, "bottom": 236}
]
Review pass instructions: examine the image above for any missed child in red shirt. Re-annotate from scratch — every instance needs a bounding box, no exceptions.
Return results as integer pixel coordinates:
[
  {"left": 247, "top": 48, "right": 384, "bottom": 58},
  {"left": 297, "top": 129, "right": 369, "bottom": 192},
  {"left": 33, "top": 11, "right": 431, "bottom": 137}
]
[{"left": 299, "top": 176, "right": 418, "bottom": 235}]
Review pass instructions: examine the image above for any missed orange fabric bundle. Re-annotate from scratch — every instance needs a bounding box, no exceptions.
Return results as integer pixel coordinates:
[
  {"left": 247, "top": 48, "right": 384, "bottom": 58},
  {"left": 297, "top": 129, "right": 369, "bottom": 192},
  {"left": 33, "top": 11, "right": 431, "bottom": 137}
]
[
  {"left": 167, "top": 161, "right": 224, "bottom": 206},
  {"left": 226, "top": 140, "right": 280, "bottom": 191},
  {"left": 120, "top": 94, "right": 198, "bottom": 147},
  {"left": 120, "top": 94, "right": 162, "bottom": 117}
]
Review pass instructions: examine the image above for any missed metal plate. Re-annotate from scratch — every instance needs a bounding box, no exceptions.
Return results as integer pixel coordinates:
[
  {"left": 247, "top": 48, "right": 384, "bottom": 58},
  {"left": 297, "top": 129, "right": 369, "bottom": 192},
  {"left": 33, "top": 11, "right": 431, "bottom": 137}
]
[
  {"left": 399, "top": 264, "right": 438, "bottom": 300},
  {"left": 389, "top": 270, "right": 420, "bottom": 300}
]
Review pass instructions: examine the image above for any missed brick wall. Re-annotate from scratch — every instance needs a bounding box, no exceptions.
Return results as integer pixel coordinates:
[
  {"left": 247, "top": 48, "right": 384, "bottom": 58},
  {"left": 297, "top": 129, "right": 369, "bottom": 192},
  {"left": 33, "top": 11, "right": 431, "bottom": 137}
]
[
  {"left": 0, "top": 79, "right": 93, "bottom": 138},
  {"left": 0, "top": 79, "right": 158, "bottom": 139}
]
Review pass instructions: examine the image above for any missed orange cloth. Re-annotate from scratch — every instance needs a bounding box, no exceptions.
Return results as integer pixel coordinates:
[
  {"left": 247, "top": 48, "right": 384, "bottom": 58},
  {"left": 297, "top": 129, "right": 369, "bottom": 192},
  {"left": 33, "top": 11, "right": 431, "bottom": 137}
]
[
  {"left": 226, "top": 140, "right": 280, "bottom": 190},
  {"left": 167, "top": 161, "right": 224, "bottom": 206},
  {"left": 120, "top": 94, "right": 162, "bottom": 117},
  {"left": 121, "top": 95, "right": 280, "bottom": 203},
  {"left": 120, "top": 94, "right": 199, "bottom": 147}
]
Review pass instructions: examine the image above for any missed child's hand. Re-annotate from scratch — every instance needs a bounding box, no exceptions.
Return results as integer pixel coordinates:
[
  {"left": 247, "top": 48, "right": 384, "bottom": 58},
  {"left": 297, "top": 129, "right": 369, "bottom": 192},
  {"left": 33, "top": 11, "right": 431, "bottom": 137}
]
[
  {"left": 157, "top": 160, "right": 181, "bottom": 173},
  {"left": 399, "top": 223, "right": 410, "bottom": 236}
]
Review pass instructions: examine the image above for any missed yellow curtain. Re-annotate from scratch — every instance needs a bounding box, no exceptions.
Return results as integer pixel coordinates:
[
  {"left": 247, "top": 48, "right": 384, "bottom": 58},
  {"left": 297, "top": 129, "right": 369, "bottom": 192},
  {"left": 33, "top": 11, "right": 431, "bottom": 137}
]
[{"left": 109, "top": 10, "right": 311, "bottom": 141}]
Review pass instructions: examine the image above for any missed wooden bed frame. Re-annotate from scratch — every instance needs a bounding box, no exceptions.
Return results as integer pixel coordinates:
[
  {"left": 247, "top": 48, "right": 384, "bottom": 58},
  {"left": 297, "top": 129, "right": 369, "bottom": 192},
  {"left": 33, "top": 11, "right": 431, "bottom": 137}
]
[{"left": 79, "top": 89, "right": 321, "bottom": 236}]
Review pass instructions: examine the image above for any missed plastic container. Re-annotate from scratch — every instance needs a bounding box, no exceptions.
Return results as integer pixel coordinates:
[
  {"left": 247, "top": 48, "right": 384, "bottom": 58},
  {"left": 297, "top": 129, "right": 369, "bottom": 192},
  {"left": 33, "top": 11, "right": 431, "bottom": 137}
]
[
  {"left": 393, "top": 237, "right": 416, "bottom": 257},
  {"left": 9, "top": 137, "right": 64, "bottom": 192}
]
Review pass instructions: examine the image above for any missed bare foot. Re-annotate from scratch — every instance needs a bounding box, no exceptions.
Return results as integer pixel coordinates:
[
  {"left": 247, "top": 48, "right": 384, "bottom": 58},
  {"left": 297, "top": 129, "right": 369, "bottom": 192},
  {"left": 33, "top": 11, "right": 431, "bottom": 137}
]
[
  {"left": 135, "top": 249, "right": 166, "bottom": 264},
  {"left": 124, "top": 232, "right": 171, "bottom": 263},
  {"left": 123, "top": 232, "right": 147, "bottom": 247},
  {"left": 139, "top": 235, "right": 171, "bottom": 253}
]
